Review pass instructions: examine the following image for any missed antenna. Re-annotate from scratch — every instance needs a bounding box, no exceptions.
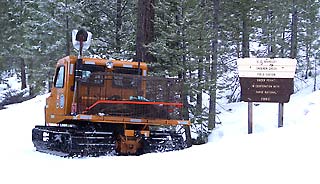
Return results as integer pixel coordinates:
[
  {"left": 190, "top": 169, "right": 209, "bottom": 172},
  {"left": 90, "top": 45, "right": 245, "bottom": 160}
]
[{"left": 71, "top": 29, "right": 92, "bottom": 115}]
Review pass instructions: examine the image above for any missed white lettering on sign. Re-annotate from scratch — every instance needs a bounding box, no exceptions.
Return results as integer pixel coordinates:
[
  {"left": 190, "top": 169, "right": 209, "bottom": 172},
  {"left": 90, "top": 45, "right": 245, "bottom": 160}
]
[
  {"left": 237, "top": 58, "right": 297, "bottom": 78},
  {"left": 260, "top": 97, "right": 271, "bottom": 101}
]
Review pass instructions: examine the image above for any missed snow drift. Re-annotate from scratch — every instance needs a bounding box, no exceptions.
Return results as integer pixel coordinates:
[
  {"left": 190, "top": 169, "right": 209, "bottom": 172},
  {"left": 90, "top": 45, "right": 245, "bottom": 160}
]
[{"left": 0, "top": 82, "right": 320, "bottom": 184}]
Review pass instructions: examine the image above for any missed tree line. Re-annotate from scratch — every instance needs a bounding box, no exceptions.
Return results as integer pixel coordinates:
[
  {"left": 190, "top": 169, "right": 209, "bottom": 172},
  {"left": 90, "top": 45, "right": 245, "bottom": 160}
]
[{"left": 0, "top": 0, "right": 319, "bottom": 142}]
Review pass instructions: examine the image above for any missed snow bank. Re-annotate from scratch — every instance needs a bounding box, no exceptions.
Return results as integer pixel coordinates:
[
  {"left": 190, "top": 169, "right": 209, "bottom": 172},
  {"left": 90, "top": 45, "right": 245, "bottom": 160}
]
[{"left": 0, "top": 80, "right": 320, "bottom": 184}]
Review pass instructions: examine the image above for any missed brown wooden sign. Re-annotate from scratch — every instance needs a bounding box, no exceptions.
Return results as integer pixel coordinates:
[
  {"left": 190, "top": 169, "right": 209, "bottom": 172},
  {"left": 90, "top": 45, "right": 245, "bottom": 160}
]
[
  {"left": 237, "top": 58, "right": 297, "bottom": 103},
  {"left": 237, "top": 58, "right": 297, "bottom": 133},
  {"left": 239, "top": 78, "right": 294, "bottom": 103}
]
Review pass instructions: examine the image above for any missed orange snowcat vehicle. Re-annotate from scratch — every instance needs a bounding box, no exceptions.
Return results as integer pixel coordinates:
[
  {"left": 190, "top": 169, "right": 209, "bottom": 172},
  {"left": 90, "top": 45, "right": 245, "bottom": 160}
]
[{"left": 32, "top": 29, "right": 191, "bottom": 156}]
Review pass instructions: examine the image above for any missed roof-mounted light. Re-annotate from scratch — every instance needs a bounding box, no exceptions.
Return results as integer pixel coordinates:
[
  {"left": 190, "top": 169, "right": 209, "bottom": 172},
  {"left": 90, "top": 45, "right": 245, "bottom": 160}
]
[
  {"left": 106, "top": 61, "right": 113, "bottom": 69},
  {"left": 72, "top": 29, "right": 92, "bottom": 58}
]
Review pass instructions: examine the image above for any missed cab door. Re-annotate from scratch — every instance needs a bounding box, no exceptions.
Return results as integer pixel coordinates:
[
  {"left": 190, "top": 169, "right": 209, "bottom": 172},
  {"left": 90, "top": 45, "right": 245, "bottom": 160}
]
[{"left": 45, "top": 64, "right": 67, "bottom": 124}]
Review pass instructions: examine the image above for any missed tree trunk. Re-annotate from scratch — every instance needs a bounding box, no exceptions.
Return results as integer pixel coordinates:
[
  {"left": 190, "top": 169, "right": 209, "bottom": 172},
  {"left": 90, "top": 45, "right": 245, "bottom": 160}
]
[
  {"left": 290, "top": 0, "right": 298, "bottom": 59},
  {"left": 28, "top": 60, "right": 34, "bottom": 97},
  {"left": 241, "top": 10, "right": 250, "bottom": 58},
  {"left": 196, "top": 58, "right": 203, "bottom": 115},
  {"left": 135, "top": 0, "right": 155, "bottom": 62},
  {"left": 65, "top": 0, "right": 70, "bottom": 56},
  {"left": 196, "top": 0, "right": 205, "bottom": 118},
  {"left": 48, "top": 73, "right": 52, "bottom": 93},
  {"left": 208, "top": 0, "right": 220, "bottom": 130},
  {"left": 236, "top": 31, "right": 241, "bottom": 58},
  {"left": 305, "top": 43, "right": 310, "bottom": 79},
  {"left": 20, "top": 58, "right": 27, "bottom": 90},
  {"left": 268, "top": 10, "right": 275, "bottom": 57},
  {"left": 115, "top": 0, "right": 122, "bottom": 53},
  {"left": 280, "top": 29, "right": 286, "bottom": 57},
  {"left": 313, "top": 58, "right": 317, "bottom": 92}
]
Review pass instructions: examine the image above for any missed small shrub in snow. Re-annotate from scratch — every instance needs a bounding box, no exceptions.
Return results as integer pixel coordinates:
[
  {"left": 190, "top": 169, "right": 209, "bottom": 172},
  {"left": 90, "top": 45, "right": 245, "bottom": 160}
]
[{"left": 0, "top": 89, "right": 32, "bottom": 107}]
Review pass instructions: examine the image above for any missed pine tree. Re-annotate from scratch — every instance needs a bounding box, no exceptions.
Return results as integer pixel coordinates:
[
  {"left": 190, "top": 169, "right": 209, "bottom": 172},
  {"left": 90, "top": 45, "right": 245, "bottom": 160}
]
[
  {"left": 207, "top": 0, "right": 220, "bottom": 131},
  {"left": 0, "top": 1, "right": 10, "bottom": 57},
  {"left": 253, "top": 0, "right": 291, "bottom": 58},
  {"left": 290, "top": 0, "right": 298, "bottom": 59},
  {"left": 80, "top": 0, "right": 137, "bottom": 59},
  {"left": 298, "top": 0, "right": 320, "bottom": 82},
  {"left": 185, "top": 0, "right": 212, "bottom": 143},
  {"left": 150, "top": 0, "right": 214, "bottom": 143},
  {"left": 4, "top": 0, "right": 34, "bottom": 91},
  {"left": 136, "top": 0, "right": 155, "bottom": 62},
  {"left": 24, "top": 0, "right": 79, "bottom": 94}
]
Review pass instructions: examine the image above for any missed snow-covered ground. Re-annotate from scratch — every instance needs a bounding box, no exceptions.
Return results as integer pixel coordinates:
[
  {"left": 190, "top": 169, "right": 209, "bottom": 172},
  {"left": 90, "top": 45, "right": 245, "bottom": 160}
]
[
  {"left": 0, "top": 74, "right": 23, "bottom": 102},
  {"left": 1, "top": 78, "right": 320, "bottom": 184}
]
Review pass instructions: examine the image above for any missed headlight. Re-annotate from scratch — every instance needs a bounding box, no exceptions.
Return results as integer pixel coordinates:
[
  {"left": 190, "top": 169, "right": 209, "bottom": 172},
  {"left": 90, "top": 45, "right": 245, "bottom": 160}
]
[{"left": 106, "top": 61, "right": 113, "bottom": 69}]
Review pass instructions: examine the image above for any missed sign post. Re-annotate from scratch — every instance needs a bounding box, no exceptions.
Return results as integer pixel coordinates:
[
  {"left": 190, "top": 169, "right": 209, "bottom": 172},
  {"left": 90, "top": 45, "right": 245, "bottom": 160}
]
[
  {"left": 237, "top": 58, "right": 297, "bottom": 134},
  {"left": 278, "top": 103, "right": 284, "bottom": 128},
  {"left": 248, "top": 102, "right": 253, "bottom": 134}
]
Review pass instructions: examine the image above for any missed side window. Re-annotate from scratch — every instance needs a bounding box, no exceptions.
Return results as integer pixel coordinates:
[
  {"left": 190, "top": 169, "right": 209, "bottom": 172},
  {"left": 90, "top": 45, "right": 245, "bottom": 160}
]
[
  {"left": 79, "top": 64, "right": 105, "bottom": 85},
  {"left": 112, "top": 67, "right": 140, "bottom": 88},
  {"left": 54, "top": 66, "right": 65, "bottom": 88},
  {"left": 113, "top": 74, "right": 138, "bottom": 88}
]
